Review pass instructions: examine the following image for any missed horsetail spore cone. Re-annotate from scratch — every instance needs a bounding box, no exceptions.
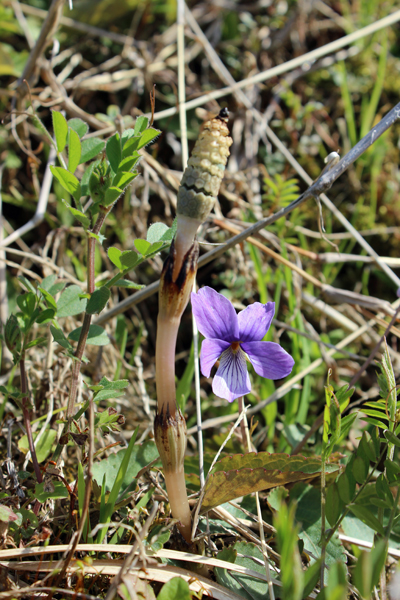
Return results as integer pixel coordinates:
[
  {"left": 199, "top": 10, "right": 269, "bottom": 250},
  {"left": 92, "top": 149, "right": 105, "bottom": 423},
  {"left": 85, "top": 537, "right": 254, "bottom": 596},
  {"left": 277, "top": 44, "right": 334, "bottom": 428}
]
[{"left": 174, "top": 108, "right": 232, "bottom": 269}]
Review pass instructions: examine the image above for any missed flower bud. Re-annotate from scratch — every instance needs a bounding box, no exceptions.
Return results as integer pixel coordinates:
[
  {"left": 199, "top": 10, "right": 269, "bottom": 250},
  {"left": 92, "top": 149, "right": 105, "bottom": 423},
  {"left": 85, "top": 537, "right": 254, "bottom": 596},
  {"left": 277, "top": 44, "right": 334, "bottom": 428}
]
[
  {"left": 154, "top": 405, "right": 187, "bottom": 473},
  {"left": 89, "top": 161, "right": 113, "bottom": 203},
  {"left": 4, "top": 314, "right": 21, "bottom": 359}
]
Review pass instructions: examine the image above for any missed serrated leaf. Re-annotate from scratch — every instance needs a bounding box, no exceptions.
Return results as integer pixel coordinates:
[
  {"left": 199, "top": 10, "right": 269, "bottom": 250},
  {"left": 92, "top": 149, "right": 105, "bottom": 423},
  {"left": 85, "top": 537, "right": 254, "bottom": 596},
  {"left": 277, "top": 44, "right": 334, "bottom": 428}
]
[
  {"left": 68, "top": 325, "right": 109, "bottom": 346},
  {"left": 50, "top": 324, "right": 73, "bottom": 350},
  {"left": 57, "top": 285, "right": 87, "bottom": 317},
  {"left": 93, "top": 389, "right": 125, "bottom": 402},
  {"left": 68, "top": 118, "right": 88, "bottom": 138},
  {"left": 95, "top": 377, "right": 129, "bottom": 391},
  {"left": 108, "top": 247, "right": 122, "bottom": 270},
  {"left": 106, "top": 132, "right": 121, "bottom": 172},
  {"left": 133, "top": 115, "right": 149, "bottom": 135},
  {"left": 67, "top": 128, "right": 81, "bottom": 174},
  {"left": 136, "top": 127, "right": 160, "bottom": 149},
  {"left": 112, "top": 171, "right": 137, "bottom": 189},
  {"left": 200, "top": 453, "right": 341, "bottom": 514},
  {"left": 117, "top": 154, "right": 140, "bottom": 172},
  {"left": 86, "top": 287, "right": 111, "bottom": 314},
  {"left": 50, "top": 166, "right": 81, "bottom": 199},
  {"left": 134, "top": 239, "right": 151, "bottom": 255},
  {"left": 52, "top": 110, "right": 68, "bottom": 152},
  {"left": 103, "top": 186, "right": 122, "bottom": 207},
  {"left": 79, "top": 138, "right": 105, "bottom": 164}
]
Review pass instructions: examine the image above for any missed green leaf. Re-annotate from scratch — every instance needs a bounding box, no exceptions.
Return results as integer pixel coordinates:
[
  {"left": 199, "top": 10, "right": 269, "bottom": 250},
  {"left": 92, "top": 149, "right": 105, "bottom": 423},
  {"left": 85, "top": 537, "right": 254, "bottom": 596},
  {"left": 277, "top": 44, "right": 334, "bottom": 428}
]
[
  {"left": 86, "top": 287, "right": 111, "bottom": 314},
  {"left": 157, "top": 578, "right": 191, "bottom": 600},
  {"left": 57, "top": 285, "right": 87, "bottom": 317},
  {"left": 353, "top": 539, "right": 387, "bottom": 598},
  {"left": 50, "top": 166, "right": 81, "bottom": 199},
  {"left": 108, "top": 247, "right": 123, "bottom": 270},
  {"left": 18, "top": 429, "right": 57, "bottom": 463},
  {"left": 352, "top": 455, "right": 368, "bottom": 484},
  {"left": 200, "top": 453, "right": 341, "bottom": 514},
  {"left": 17, "top": 292, "right": 36, "bottom": 316},
  {"left": 38, "top": 287, "right": 57, "bottom": 310},
  {"left": 215, "top": 541, "right": 270, "bottom": 600},
  {"left": 326, "top": 482, "right": 343, "bottom": 527},
  {"left": 136, "top": 128, "right": 160, "bottom": 150},
  {"left": 35, "top": 480, "right": 68, "bottom": 503},
  {"left": 120, "top": 250, "right": 140, "bottom": 269},
  {"left": 337, "top": 468, "right": 356, "bottom": 504},
  {"left": 384, "top": 430, "right": 400, "bottom": 448},
  {"left": 121, "top": 128, "right": 135, "bottom": 145},
  {"left": 68, "top": 128, "right": 82, "bottom": 174},
  {"left": 114, "top": 280, "right": 143, "bottom": 289},
  {"left": 79, "top": 138, "right": 105, "bottom": 164},
  {"left": 68, "top": 325, "right": 109, "bottom": 346},
  {"left": 147, "top": 222, "right": 169, "bottom": 244},
  {"left": 117, "top": 154, "right": 140, "bottom": 172},
  {"left": 96, "top": 428, "right": 140, "bottom": 543},
  {"left": 52, "top": 110, "right": 68, "bottom": 152},
  {"left": 291, "top": 484, "right": 346, "bottom": 569},
  {"left": 92, "top": 440, "right": 159, "bottom": 493},
  {"left": 134, "top": 239, "right": 151, "bottom": 255},
  {"left": 35, "top": 309, "right": 55, "bottom": 324},
  {"left": 63, "top": 201, "right": 90, "bottom": 229},
  {"left": 103, "top": 186, "right": 122, "bottom": 207},
  {"left": 25, "top": 336, "right": 47, "bottom": 349},
  {"left": 112, "top": 171, "right": 137, "bottom": 189},
  {"left": 348, "top": 505, "right": 385, "bottom": 536},
  {"left": 68, "top": 118, "right": 88, "bottom": 138},
  {"left": 50, "top": 324, "right": 73, "bottom": 350},
  {"left": 133, "top": 115, "right": 149, "bottom": 135},
  {"left": 146, "top": 241, "right": 164, "bottom": 256},
  {"left": 106, "top": 132, "right": 121, "bottom": 172},
  {"left": 0, "top": 505, "right": 18, "bottom": 523}
]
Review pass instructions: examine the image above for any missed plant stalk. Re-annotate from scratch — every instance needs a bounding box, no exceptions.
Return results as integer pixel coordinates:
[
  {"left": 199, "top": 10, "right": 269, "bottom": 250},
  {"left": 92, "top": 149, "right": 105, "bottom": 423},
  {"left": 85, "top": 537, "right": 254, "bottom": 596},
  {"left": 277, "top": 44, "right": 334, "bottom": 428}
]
[{"left": 20, "top": 355, "right": 42, "bottom": 486}]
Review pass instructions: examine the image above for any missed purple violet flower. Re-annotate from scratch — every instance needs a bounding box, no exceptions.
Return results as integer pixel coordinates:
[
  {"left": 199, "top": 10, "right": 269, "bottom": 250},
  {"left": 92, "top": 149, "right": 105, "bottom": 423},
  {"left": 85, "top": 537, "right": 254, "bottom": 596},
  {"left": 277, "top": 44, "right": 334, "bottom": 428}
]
[{"left": 191, "top": 287, "right": 295, "bottom": 402}]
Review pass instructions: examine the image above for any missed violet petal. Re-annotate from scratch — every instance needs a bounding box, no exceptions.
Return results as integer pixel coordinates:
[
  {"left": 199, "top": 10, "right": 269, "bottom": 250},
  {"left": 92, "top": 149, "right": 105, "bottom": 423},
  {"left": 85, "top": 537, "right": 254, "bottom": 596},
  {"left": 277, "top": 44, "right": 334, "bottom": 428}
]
[
  {"left": 212, "top": 347, "right": 251, "bottom": 402},
  {"left": 191, "top": 287, "right": 239, "bottom": 341},
  {"left": 238, "top": 302, "right": 275, "bottom": 342},
  {"left": 242, "top": 341, "right": 294, "bottom": 380},
  {"left": 200, "top": 338, "right": 231, "bottom": 377}
]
